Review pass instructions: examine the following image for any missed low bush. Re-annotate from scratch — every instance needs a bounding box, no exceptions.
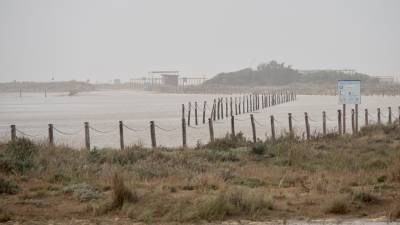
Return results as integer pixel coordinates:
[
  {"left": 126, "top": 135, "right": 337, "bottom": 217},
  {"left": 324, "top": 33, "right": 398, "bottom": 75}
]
[
  {"left": 63, "top": 183, "right": 100, "bottom": 202},
  {"left": 324, "top": 198, "right": 348, "bottom": 215},
  {"left": 0, "top": 177, "right": 20, "bottom": 194},
  {"left": 111, "top": 174, "right": 138, "bottom": 209},
  {"left": 3, "top": 138, "right": 38, "bottom": 173}
]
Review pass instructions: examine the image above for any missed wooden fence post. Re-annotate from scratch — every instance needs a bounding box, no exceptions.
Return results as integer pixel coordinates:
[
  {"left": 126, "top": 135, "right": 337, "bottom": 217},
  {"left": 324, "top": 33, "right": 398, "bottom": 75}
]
[
  {"left": 247, "top": 95, "right": 249, "bottom": 112},
  {"left": 338, "top": 110, "right": 342, "bottom": 135},
  {"left": 203, "top": 101, "right": 206, "bottom": 124},
  {"left": 221, "top": 98, "right": 224, "bottom": 119},
  {"left": 235, "top": 97, "right": 238, "bottom": 115},
  {"left": 288, "top": 113, "right": 293, "bottom": 138},
  {"left": 322, "top": 111, "right": 326, "bottom": 136},
  {"left": 238, "top": 97, "right": 241, "bottom": 114},
  {"left": 377, "top": 108, "right": 381, "bottom": 125},
  {"left": 182, "top": 117, "right": 187, "bottom": 147},
  {"left": 305, "top": 112, "right": 310, "bottom": 140},
  {"left": 84, "top": 122, "right": 90, "bottom": 150},
  {"left": 188, "top": 102, "right": 191, "bottom": 126},
  {"left": 231, "top": 115, "right": 235, "bottom": 137},
  {"left": 217, "top": 99, "right": 220, "bottom": 120},
  {"left": 355, "top": 104, "right": 359, "bottom": 132},
  {"left": 119, "top": 121, "right": 124, "bottom": 150},
  {"left": 398, "top": 106, "right": 400, "bottom": 126},
  {"left": 195, "top": 102, "right": 198, "bottom": 125},
  {"left": 351, "top": 109, "right": 355, "bottom": 134},
  {"left": 230, "top": 97, "right": 233, "bottom": 116},
  {"left": 250, "top": 114, "right": 257, "bottom": 143},
  {"left": 150, "top": 121, "right": 156, "bottom": 148},
  {"left": 343, "top": 104, "right": 346, "bottom": 134},
  {"left": 208, "top": 118, "right": 214, "bottom": 143},
  {"left": 48, "top": 124, "right": 54, "bottom": 146},
  {"left": 388, "top": 107, "right": 392, "bottom": 124},
  {"left": 225, "top": 97, "right": 228, "bottom": 118},
  {"left": 365, "top": 109, "right": 368, "bottom": 126},
  {"left": 270, "top": 115, "right": 276, "bottom": 141},
  {"left": 242, "top": 95, "right": 245, "bottom": 113},
  {"left": 10, "top": 125, "right": 16, "bottom": 141},
  {"left": 213, "top": 99, "right": 216, "bottom": 120}
]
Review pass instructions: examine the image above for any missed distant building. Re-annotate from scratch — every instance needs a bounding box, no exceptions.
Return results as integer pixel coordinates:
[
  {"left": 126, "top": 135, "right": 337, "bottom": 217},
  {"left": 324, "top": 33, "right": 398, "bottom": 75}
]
[
  {"left": 161, "top": 74, "right": 179, "bottom": 86},
  {"left": 374, "top": 76, "right": 394, "bottom": 84},
  {"left": 113, "top": 79, "right": 121, "bottom": 85}
]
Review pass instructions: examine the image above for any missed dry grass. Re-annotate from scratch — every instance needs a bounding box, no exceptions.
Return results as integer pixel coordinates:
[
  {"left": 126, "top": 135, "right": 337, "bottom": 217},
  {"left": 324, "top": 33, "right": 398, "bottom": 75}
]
[{"left": 0, "top": 124, "right": 400, "bottom": 222}]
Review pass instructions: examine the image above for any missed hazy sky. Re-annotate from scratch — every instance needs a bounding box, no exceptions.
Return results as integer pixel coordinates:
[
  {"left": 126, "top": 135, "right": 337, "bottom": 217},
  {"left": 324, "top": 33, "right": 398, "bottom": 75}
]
[{"left": 0, "top": 0, "right": 399, "bottom": 82}]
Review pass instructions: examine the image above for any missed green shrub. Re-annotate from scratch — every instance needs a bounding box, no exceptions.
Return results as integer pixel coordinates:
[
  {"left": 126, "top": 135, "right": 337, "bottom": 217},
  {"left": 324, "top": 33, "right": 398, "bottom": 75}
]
[
  {"left": 0, "top": 177, "right": 20, "bottom": 194},
  {"left": 324, "top": 199, "right": 348, "bottom": 214},
  {"left": 205, "top": 132, "right": 248, "bottom": 150},
  {"left": 4, "top": 138, "right": 38, "bottom": 172},
  {"left": 353, "top": 192, "right": 380, "bottom": 204},
  {"left": 63, "top": 183, "right": 100, "bottom": 202},
  {"left": 251, "top": 142, "right": 266, "bottom": 155}
]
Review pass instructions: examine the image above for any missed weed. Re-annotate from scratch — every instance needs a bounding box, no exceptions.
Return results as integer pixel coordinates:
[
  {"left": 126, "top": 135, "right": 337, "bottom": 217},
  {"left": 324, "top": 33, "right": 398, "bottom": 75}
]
[
  {"left": 111, "top": 173, "right": 138, "bottom": 209},
  {"left": 63, "top": 183, "right": 100, "bottom": 202},
  {"left": 0, "top": 177, "right": 20, "bottom": 194},
  {"left": 251, "top": 142, "right": 266, "bottom": 155},
  {"left": 353, "top": 192, "right": 380, "bottom": 204},
  {"left": 324, "top": 198, "right": 349, "bottom": 214},
  {"left": 3, "top": 138, "right": 38, "bottom": 172}
]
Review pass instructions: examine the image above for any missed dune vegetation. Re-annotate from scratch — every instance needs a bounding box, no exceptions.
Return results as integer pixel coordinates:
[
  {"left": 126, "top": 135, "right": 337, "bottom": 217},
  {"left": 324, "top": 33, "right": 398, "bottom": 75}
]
[{"left": 0, "top": 123, "right": 400, "bottom": 224}]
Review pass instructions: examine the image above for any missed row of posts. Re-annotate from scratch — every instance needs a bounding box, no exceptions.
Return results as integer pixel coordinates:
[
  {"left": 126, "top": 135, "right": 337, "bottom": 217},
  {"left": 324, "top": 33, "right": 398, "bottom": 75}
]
[
  {"left": 184, "top": 90, "right": 296, "bottom": 127},
  {"left": 8, "top": 106, "right": 399, "bottom": 149}
]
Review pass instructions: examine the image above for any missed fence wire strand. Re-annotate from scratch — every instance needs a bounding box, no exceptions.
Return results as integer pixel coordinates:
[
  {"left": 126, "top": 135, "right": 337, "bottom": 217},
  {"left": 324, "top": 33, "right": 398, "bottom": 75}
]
[
  {"left": 89, "top": 126, "right": 116, "bottom": 134},
  {"left": 123, "top": 124, "right": 147, "bottom": 132}
]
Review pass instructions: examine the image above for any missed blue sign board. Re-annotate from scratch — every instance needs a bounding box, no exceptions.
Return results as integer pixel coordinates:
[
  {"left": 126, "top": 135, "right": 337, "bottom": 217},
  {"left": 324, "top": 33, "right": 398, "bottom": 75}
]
[{"left": 338, "top": 80, "right": 361, "bottom": 104}]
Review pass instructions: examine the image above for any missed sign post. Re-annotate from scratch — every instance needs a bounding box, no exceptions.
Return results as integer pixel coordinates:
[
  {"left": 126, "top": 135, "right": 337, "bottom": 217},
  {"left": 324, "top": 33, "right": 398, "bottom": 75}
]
[{"left": 338, "top": 80, "right": 361, "bottom": 134}]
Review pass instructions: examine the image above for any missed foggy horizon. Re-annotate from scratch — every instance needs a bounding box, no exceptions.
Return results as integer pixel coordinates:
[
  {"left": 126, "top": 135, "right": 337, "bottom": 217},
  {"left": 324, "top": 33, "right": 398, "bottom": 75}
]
[{"left": 1, "top": 0, "right": 400, "bottom": 83}]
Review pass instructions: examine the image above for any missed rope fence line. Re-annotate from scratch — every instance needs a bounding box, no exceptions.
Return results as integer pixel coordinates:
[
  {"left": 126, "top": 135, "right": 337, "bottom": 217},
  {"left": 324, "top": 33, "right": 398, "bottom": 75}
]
[
  {"left": 16, "top": 129, "right": 42, "bottom": 138},
  {"left": 154, "top": 125, "right": 180, "bottom": 132},
  {"left": 53, "top": 127, "right": 83, "bottom": 136},
  {"left": 89, "top": 126, "right": 116, "bottom": 134},
  {"left": 5, "top": 104, "right": 399, "bottom": 149},
  {"left": 123, "top": 124, "right": 147, "bottom": 132}
]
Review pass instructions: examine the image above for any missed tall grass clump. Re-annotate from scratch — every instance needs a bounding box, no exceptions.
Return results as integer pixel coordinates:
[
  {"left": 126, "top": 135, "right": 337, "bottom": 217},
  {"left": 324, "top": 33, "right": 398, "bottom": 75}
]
[
  {"left": 1, "top": 138, "right": 38, "bottom": 173},
  {"left": 111, "top": 173, "right": 138, "bottom": 209}
]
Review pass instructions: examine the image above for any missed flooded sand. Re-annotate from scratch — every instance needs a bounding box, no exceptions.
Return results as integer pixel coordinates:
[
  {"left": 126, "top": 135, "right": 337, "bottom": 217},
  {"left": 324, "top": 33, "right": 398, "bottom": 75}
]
[{"left": 0, "top": 90, "right": 399, "bottom": 148}]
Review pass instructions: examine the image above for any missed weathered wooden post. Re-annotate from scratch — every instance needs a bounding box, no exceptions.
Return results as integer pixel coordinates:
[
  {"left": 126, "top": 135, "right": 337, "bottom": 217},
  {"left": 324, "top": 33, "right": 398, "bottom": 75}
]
[
  {"left": 365, "top": 109, "right": 369, "bottom": 126},
  {"left": 235, "top": 97, "right": 238, "bottom": 115},
  {"left": 221, "top": 98, "right": 224, "bottom": 119},
  {"left": 338, "top": 110, "right": 342, "bottom": 135},
  {"left": 84, "top": 122, "right": 90, "bottom": 150},
  {"left": 202, "top": 101, "right": 206, "bottom": 124},
  {"left": 119, "top": 121, "right": 124, "bottom": 150},
  {"left": 48, "top": 124, "right": 54, "bottom": 146},
  {"left": 182, "top": 116, "right": 187, "bottom": 148},
  {"left": 322, "top": 111, "right": 326, "bottom": 136},
  {"left": 238, "top": 97, "right": 241, "bottom": 114},
  {"left": 213, "top": 99, "right": 216, "bottom": 120},
  {"left": 398, "top": 106, "right": 400, "bottom": 126},
  {"left": 217, "top": 99, "right": 220, "bottom": 120},
  {"left": 246, "top": 95, "right": 249, "bottom": 112},
  {"left": 225, "top": 97, "right": 228, "bottom": 118},
  {"left": 44, "top": 89, "right": 47, "bottom": 98},
  {"left": 288, "top": 113, "right": 293, "bottom": 138},
  {"left": 150, "top": 121, "right": 156, "bottom": 148},
  {"left": 242, "top": 95, "right": 245, "bottom": 113},
  {"left": 351, "top": 109, "right": 355, "bottom": 134},
  {"left": 355, "top": 104, "right": 359, "bottom": 132},
  {"left": 231, "top": 115, "right": 235, "bottom": 137},
  {"left": 377, "top": 108, "right": 381, "bottom": 125},
  {"left": 270, "top": 115, "right": 276, "bottom": 141},
  {"left": 251, "top": 94, "right": 253, "bottom": 110},
  {"left": 230, "top": 97, "right": 233, "bottom": 116},
  {"left": 195, "top": 102, "right": 198, "bottom": 125},
  {"left": 388, "top": 107, "right": 392, "bottom": 124},
  {"left": 250, "top": 114, "right": 257, "bottom": 143},
  {"left": 10, "top": 125, "right": 16, "bottom": 141},
  {"left": 208, "top": 118, "right": 214, "bottom": 143},
  {"left": 305, "top": 112, "right": 310, "bottom": 140},
  {"left": 188, "top": 102, "right": 191, "bottom": 126},
  {"left": 343, "top": 104, "right": 346, "bottom": 134},
  {"left": 19, "top": 88, "right": 22, "bottom": 98}
]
